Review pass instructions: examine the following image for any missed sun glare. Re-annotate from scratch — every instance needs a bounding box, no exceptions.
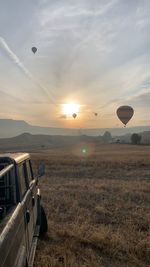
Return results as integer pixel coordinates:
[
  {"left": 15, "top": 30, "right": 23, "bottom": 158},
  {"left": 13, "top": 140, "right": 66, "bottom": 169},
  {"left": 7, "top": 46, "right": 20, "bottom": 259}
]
[{"left": 63, "top": 103, "right": 80, "bottom": 116}]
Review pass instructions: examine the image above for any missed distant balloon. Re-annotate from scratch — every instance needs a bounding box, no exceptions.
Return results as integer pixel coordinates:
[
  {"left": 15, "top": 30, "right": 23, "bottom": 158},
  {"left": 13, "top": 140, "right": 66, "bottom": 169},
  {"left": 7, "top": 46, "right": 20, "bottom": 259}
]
[
  {"left": 116, "top": 106, "right": 134, "bottom": 126},
  {"left": 72, "top": 113, "right": 77, "bottom": 119},
  {"left": 94, "top": 112, "right": 98, "bottom": 116},
  {"left": 32, "top": 47, "right": 37, "bottom": 54}
]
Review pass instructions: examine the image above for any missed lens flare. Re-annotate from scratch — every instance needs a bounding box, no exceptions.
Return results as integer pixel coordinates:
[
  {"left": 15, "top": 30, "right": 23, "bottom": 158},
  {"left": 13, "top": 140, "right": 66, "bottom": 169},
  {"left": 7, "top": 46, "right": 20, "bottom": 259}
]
[{"left": 82, "top": 148, "right": 87, "bottom": 154}]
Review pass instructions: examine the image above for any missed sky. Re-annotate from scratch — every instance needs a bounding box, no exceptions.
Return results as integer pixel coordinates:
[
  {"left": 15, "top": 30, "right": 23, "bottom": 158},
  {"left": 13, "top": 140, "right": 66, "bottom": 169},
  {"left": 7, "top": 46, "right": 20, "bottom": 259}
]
[{"left": 0, "top": 0, "right": 150, "bottom": 128}]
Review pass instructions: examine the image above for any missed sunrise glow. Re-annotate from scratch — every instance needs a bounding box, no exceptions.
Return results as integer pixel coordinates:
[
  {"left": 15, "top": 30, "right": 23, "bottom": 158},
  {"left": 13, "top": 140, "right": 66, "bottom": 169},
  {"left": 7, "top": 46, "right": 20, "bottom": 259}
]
[{"left": 63, "top": 103, "right": 80, "bottom": 117}]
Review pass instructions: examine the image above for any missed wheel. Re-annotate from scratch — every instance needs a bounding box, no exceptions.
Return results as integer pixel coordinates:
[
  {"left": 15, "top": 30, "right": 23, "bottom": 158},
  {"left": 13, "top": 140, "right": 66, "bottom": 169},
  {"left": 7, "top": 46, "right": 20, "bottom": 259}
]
[
  {"left": 25, "top": 259, "right": 28, "bottom": 267},
  {"left": 40, "top": 205, "right": 48, "bottom": 235}
]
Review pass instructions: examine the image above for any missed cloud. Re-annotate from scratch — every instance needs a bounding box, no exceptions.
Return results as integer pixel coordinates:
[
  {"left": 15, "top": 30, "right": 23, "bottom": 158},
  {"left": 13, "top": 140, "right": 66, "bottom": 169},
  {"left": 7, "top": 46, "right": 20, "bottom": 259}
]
[
  {"left": 0, "top": 89, "right": 24, "bottom": 103},
  {"left": 1, "top": 1, "right": 150, "bottom": 127},
  {"left": 36, "top": 0, "right": 150, "bottom": 95},
  {"left": 0, "top": 37, "right": 56, "bottom": 104},
  {"left": 40, "top": 0, "right": 119, "bottom": 26},
  {"left": 128, "top": 88, "right": 150, "bottom": 108},
  {"left": 0, "top": 37, "right": 32, "bottom": 78}
]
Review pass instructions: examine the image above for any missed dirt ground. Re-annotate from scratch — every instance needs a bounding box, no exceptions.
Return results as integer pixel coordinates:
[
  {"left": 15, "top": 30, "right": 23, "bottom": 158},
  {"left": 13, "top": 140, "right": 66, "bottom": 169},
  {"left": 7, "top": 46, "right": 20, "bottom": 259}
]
[{"left": 32, "top": 144, "right": 150, "bottom": 267}]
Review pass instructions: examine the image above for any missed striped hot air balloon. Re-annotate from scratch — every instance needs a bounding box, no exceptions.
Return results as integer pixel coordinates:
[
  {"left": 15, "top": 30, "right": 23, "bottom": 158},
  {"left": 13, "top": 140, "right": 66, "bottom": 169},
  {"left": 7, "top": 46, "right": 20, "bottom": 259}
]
[{"left": 116, "top": 106, "right": 134, "bottom": 126}]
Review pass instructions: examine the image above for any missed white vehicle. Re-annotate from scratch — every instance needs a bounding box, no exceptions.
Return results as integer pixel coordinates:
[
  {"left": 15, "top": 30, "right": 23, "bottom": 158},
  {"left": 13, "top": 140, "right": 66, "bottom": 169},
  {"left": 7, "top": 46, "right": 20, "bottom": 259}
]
[{"left": 0, "top": 153, "right": 47, "bottom": 267}]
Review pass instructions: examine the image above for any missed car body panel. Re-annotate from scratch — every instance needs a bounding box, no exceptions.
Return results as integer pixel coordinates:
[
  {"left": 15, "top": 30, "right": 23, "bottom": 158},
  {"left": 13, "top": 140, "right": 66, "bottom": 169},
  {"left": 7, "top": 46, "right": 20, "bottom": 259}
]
[{"left": 0, "top": 153, "right": 43, "bottom": 267}]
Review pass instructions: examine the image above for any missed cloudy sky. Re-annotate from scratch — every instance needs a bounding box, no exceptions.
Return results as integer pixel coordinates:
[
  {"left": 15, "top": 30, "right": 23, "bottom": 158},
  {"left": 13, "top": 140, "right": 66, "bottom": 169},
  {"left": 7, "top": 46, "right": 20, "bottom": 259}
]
[{"left": 0, "top": 0, "right": 150, "bottom": 128}]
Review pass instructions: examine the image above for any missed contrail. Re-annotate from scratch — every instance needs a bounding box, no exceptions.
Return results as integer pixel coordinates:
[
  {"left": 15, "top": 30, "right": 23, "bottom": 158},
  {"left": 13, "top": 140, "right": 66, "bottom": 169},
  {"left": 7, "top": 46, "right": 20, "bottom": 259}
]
[
  {"left": 0, "top": 37, "right": 56, "bottom": 104},
  {"left": 0, "top": 37, "right": 32, "bottom": 78}
]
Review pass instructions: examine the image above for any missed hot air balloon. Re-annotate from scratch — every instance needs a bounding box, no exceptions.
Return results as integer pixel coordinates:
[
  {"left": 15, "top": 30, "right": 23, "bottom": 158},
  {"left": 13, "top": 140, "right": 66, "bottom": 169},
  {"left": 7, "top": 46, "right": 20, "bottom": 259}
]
[
  {"left": 72, "top": 113, "right": 77, "bottom": 119},
  {"left": 94, "top": 112, "right": 98, "bottom": 116},
  {"left": 116, "top": 106, "right": 134, "bottom": 126},
  {"left": 32, "top": 47, "right": 37, "bottom": 54}
]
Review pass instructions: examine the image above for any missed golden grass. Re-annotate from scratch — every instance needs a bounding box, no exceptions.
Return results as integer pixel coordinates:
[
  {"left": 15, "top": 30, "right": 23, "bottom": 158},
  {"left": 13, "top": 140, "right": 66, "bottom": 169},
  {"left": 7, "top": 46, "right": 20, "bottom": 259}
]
[{"left": 32, "top": 144, "right": 150, "bottom": 267}]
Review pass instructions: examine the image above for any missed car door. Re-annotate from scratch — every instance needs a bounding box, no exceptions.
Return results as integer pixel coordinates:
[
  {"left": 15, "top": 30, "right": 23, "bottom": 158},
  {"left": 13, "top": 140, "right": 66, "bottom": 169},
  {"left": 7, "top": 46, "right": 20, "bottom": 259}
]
[
  {"left": 17, "top": 162, "right": 34, "bottom": 259},
  {"left": 25, "top": 160, "right": 37, "bottom": 227}
]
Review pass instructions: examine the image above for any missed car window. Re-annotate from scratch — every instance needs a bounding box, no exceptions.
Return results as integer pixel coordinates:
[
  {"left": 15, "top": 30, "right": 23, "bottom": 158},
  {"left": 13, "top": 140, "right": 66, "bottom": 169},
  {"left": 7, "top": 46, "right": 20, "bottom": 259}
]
[
  {"left": 18, "top": 163, "right": 27, "bottom": 198},
  {"left": 26, "top": 160, "right": 33, "bottom": 185}
]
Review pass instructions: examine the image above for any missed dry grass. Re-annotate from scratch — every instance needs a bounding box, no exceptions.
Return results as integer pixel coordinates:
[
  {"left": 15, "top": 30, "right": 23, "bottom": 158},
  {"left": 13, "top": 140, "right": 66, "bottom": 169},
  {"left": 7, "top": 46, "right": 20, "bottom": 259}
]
[{"left": 32, "top": 144, "right": 150, "bottom": 267}]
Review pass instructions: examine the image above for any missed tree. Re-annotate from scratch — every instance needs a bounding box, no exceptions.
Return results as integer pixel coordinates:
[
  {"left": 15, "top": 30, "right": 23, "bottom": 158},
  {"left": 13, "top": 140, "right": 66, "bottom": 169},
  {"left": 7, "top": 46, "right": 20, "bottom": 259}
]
[
  {"left": 131, "top": 133, "right": 141, "bottom": 145},
  {"left": 102, "top": 131, "right": 112, "bottom": 143}
]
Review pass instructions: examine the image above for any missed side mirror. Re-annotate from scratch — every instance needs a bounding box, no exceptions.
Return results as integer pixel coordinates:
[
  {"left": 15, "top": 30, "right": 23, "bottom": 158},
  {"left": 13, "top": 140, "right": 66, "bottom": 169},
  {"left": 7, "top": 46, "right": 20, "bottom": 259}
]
[{"left": 38, "top": 163, "right": 45, "bottom": 177}]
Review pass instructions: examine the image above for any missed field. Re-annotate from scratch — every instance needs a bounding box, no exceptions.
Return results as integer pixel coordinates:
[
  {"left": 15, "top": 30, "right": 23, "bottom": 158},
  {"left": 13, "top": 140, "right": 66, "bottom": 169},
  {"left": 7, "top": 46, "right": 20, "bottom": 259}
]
[{"left": 32, "top": 144, "right": 150, "bottom": 267}]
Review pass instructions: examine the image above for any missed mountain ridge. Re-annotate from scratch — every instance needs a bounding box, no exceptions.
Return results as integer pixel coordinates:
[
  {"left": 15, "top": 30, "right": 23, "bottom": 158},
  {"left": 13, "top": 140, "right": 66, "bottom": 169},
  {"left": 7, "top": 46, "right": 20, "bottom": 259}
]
[
  {"left": 0, "top": 119, "right": 150, "bottom": 138},
  {"left": 0, "top": 131, "right": 149, "bottom": 152}
]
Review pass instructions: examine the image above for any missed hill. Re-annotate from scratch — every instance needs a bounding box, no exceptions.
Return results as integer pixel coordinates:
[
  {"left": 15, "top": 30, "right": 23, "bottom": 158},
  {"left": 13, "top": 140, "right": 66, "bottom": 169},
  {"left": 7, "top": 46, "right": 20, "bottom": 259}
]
[
  {"left": 0, "top": 131, "right": 150, "bottom": 151},
  {"left": 0, "top": 133, "right": 97, "bottom": 151},
  {"left": 0, "top": 119, "right": 150, "bottom": 138}
]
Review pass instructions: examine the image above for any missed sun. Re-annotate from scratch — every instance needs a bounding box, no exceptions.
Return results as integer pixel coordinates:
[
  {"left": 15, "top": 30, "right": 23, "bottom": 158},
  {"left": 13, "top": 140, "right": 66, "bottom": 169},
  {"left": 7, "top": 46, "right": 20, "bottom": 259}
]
[{"left": 63, "top": 103, "right": 80, "bottom": 116}]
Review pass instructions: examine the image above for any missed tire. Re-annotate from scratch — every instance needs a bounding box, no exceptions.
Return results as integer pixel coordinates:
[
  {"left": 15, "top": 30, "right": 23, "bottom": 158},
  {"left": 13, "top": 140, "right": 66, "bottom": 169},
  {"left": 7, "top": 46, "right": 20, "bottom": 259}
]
[
  {"left": 39, "top": 205, "right": 48, "bottom": 235},
  {"left": 25, "top": 259, "right": 28, "bottom": 267}
]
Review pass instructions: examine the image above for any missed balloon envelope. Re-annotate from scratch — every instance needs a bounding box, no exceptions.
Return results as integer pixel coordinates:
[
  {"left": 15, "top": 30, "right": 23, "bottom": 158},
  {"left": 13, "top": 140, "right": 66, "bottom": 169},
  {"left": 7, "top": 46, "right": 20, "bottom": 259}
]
[
  {"left": 94, "top": 112, "right": 98, "bottom": 116},
  {"left": 32, "top": 47, "right": 37, "bottom": 54},
  {"left": 116, "top": 106, "right": 134, "bottom": 126},
  {"left": 72, "top": 113, "right": 77, "bottom": 119}
]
